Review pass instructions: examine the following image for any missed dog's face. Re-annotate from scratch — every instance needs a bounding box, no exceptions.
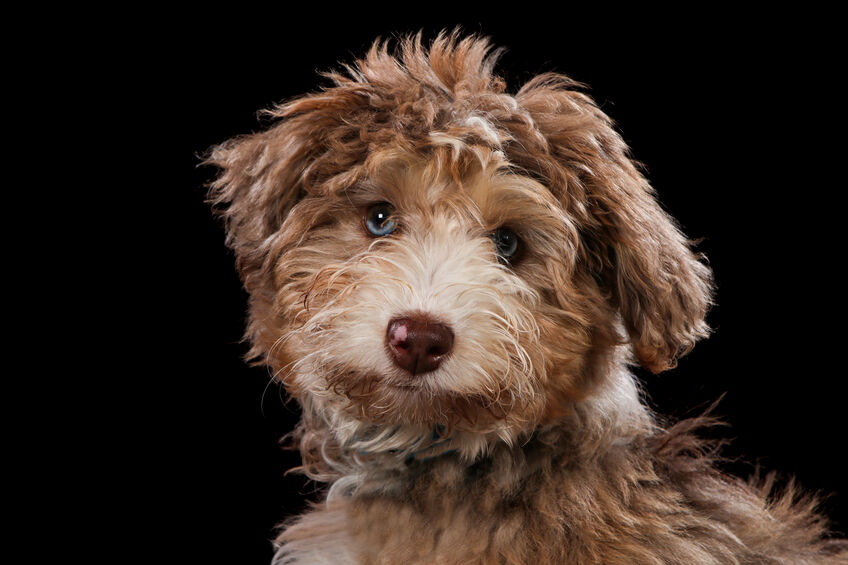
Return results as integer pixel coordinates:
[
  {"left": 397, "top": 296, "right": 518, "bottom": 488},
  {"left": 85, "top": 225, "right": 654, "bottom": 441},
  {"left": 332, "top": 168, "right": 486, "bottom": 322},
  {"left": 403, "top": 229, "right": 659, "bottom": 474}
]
[
  {"left": 208, "top": 35, "right": 712, "bottom": 457},
  {"left": 263, "top": 154, "right": 594, "bottom": 442}
]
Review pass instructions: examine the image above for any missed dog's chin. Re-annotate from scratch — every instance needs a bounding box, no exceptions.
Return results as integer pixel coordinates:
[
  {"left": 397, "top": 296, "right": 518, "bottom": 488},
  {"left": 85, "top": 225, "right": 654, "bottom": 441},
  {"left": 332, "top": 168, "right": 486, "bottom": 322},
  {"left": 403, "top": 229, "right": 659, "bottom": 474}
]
[
  {"left": 315, "top": 365, "right": 525, "bottom": 435},
  {"left": 322, "top": 362, "right": 460, "bottom": 397},
  {"left": 324, "top": 368, "right": 451, "bottom": 415},
  {"left": 382, "top": 369, "right": 448, "bottom": 391}
]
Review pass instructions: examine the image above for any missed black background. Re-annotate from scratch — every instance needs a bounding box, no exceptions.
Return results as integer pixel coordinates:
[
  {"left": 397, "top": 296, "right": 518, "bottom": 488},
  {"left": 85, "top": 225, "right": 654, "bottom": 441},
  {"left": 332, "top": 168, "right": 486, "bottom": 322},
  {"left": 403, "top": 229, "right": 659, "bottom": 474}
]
[{"left": 128, "top": 10, "right": 845, "bottom": 564}]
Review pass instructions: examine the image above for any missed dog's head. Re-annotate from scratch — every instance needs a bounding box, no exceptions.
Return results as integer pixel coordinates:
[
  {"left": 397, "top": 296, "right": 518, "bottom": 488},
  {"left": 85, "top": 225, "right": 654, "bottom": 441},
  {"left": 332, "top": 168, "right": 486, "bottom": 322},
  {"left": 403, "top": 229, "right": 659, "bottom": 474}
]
[{"left": 207, "top": 33, "right": 712, "bottom": 461}]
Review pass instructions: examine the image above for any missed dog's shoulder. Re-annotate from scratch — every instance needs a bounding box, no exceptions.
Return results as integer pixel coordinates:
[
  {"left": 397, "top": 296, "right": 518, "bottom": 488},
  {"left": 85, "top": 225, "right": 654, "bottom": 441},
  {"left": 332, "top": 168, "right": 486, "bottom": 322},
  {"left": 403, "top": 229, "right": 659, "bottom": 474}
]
[{"left": 276, "top": 423, "right": 848, "bottom": 565}]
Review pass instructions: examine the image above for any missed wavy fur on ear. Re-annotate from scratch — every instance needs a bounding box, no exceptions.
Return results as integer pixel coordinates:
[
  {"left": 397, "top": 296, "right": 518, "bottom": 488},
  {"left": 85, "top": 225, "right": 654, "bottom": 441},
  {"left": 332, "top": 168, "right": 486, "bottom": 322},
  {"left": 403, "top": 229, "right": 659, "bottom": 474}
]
[
  {"left": 204, "top": 75, "right": 374, "bottom": 363},
  {"left": 504, "top": 74, "right": 714, "bottom": 372}
]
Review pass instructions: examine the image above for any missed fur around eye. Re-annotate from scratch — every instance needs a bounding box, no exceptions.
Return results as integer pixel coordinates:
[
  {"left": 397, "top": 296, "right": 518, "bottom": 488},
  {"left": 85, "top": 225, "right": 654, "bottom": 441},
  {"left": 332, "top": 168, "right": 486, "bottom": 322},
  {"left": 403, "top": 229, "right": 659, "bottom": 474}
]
[
  {"left": 365, "top": 203, "right": 397, "bottom": 236},
  {"left": 491, "top": 227, "right": 520, "bottom": 263}
]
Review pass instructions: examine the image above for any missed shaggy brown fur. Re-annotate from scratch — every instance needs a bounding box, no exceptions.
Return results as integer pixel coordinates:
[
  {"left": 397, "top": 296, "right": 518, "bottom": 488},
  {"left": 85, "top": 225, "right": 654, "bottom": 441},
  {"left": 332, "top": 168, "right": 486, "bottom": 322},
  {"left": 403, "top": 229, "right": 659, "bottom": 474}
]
[{"left": 207, "top": 32, "right": 847, "bottom": 564}]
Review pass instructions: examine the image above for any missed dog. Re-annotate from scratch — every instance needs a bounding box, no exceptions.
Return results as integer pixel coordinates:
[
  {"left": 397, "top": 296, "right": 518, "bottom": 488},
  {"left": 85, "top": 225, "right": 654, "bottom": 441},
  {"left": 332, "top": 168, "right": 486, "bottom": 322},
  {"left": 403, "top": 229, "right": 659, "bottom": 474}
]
[{"left": 206, "top": 32, "right": 847, "bottom": 564}]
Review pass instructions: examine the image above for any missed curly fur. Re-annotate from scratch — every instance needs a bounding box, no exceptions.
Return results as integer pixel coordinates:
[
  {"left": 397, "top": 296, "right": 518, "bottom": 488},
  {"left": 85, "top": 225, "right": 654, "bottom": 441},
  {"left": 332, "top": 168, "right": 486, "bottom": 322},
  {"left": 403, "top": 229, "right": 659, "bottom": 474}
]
[{"left": 206, "top": 31, "right": 847, "bottom": 564}]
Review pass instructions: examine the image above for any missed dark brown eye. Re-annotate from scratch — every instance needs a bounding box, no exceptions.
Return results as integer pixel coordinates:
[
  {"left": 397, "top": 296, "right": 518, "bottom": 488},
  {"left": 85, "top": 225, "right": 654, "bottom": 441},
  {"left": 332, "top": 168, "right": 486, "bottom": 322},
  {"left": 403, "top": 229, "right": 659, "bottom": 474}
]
[
  {"left": 491, "top": 227, "right": 520, "bottom": 263},
  {"left": 365, "top": 203, "right": 397, "bottom": 236}
]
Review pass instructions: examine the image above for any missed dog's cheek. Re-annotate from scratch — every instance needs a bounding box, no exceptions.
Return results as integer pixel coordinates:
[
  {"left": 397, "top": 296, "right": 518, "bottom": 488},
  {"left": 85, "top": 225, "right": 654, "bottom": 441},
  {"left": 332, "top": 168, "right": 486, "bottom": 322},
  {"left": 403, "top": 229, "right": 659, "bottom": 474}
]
[
  {"left": 259, "top": 215, "right": 369, "bottom": 376},
  {"left": 516, "top": 254, "right": 622, "bottom": 421}
]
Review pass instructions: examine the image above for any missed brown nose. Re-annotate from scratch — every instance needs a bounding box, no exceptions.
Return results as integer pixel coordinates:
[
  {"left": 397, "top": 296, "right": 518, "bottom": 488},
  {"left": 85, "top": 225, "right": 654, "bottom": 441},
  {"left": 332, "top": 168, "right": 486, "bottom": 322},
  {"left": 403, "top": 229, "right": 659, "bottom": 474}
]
[{"left": 386, "top": 316, "right": 454, "bottom": 375}]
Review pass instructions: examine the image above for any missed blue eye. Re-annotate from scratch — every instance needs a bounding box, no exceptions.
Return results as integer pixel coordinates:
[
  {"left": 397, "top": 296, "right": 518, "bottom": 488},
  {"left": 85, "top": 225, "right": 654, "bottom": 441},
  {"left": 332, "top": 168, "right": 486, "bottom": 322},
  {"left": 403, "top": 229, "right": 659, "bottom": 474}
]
[
  {"left": 491, "top": 227, "right": 520, "bottom": 263},
  {"left": 365, "top": 203, "right": 397, "bottom": 236}
]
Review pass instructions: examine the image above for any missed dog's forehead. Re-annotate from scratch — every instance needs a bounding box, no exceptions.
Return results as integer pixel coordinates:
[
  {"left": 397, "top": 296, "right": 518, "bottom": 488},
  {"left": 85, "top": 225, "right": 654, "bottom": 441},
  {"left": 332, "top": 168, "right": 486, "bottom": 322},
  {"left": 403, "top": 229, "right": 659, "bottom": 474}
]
[{"left": 347, "top": 146, "right": 564, "bottom": 228}]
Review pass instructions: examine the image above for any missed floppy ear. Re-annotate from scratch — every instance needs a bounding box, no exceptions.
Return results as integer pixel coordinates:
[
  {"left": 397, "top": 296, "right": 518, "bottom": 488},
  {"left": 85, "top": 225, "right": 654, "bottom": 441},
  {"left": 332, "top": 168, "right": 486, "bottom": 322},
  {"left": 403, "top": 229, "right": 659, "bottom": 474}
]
[
  {"left": 515, "top": 75, "right": 713, "bottom": 373},
  {"left": 204, "top": 91, "right": 368, "bottom": 293},
  {"left": 597, "top": 176, "right": 713, "bottom": 373},
  {"left": 205, "top": 124, "right": 306, "bottom": 291}
]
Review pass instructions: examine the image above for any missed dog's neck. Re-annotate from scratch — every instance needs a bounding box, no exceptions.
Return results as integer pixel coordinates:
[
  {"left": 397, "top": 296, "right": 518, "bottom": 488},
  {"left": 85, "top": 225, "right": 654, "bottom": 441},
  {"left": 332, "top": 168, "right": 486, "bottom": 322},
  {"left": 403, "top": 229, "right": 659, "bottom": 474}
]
[{"left": 298, "top": 358, "right": 654, "bottom": 500}]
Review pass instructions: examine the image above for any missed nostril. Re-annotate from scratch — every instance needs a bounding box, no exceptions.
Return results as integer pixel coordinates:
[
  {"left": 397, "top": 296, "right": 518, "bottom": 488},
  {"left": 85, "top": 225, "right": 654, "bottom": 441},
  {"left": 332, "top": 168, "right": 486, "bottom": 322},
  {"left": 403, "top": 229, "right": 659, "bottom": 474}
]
[
  {"left": 388, "top": 322, "right": 408, "bottom": 345},
  {"left": 386, "top": 315, "right": 454, "bottom": 375},
  {"left": 427, "top": 340, "right": 451, "bottom": 357}
]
